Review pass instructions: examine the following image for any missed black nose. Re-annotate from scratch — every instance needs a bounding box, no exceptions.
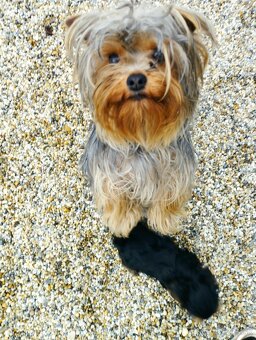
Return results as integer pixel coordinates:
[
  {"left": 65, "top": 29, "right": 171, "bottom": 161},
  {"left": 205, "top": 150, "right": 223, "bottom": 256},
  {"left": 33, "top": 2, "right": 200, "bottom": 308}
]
[{"left": 127, "top": 73, "right": 147, "bottom": 91}]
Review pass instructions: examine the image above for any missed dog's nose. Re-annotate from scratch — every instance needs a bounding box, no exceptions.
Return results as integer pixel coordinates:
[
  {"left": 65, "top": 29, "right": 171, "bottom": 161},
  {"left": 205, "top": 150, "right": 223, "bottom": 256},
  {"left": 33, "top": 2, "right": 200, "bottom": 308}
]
[{"left": 127, "top": 73, "right": 147, "bottom": 91}]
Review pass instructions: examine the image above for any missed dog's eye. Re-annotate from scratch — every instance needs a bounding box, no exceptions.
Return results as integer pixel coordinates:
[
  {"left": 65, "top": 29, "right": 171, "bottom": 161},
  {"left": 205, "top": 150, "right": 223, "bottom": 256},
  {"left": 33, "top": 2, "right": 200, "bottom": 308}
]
[
  {"left": 109, "top": 53, "right": 120, "bottom": 64},
  {"left": 152, "top": 49, "right": 164, "bottom": 64}
]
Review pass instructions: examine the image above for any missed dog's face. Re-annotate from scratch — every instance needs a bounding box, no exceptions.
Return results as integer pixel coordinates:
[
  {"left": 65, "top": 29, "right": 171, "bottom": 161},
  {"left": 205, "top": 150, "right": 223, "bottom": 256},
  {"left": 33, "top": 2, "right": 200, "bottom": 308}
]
[
  {"left": 91, "top": 32, "right": 184, "bottom": 149},
  {"left": 66, "top": 3, "right": 215, "bottom": 149}
]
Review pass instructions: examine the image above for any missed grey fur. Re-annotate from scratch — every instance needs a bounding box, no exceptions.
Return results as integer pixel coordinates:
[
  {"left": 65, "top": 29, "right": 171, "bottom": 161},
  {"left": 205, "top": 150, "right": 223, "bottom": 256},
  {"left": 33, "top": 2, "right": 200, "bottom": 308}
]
[
  {"left": 80, "top": 123, "right": 196, "bottom": 207},
  {"left": 66, "top": 1, "right": 215, "bottom": 235}
]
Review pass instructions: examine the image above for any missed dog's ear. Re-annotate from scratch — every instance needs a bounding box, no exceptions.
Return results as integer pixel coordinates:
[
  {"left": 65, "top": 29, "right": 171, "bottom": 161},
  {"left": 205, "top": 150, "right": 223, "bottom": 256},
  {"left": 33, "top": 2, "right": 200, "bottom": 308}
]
[
  {"left": 180, "top": 12, "right": 196, "bottom": 32},
  {"left": 65, "top": 15, "right": 80, "bottom": 28},
  {"left": 65, "top": 12, "right": 100, "bottom": 60},
  {"left": 174, "top": 7, "right": 216, "bottom": 43},
  {"left": 65, "top": 12, "right": 100, "bottom": 47}
]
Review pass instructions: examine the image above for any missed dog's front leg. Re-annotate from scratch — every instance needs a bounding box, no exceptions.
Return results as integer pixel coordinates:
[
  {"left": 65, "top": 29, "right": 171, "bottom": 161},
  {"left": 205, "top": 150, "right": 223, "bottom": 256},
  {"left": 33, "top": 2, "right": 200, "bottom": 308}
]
[
  {"left": 95, "top": 190, "right": 142, "bottom": 237},
  {"left": 147, "top": 195, "right": 189, "bottom": 235}
]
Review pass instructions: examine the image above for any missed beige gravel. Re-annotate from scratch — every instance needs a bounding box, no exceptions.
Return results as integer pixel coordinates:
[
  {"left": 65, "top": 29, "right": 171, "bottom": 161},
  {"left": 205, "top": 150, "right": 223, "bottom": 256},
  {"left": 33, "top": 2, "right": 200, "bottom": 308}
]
[{"left": 0, "top": 0, "right": 255, "bottom": 339}]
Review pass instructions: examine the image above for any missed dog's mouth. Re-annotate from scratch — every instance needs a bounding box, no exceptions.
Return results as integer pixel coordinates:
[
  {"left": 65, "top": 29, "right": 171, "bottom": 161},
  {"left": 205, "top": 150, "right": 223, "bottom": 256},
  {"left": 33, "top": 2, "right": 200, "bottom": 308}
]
[{"left": 129, "top": 92, "right": 148, "bottom": 101}]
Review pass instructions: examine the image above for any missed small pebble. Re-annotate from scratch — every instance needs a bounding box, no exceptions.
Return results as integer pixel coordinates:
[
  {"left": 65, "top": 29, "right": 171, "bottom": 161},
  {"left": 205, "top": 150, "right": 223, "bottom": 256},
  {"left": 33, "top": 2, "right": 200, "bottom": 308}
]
[{"left": 182, "top": 327, "right": 189, "bottom": 337}]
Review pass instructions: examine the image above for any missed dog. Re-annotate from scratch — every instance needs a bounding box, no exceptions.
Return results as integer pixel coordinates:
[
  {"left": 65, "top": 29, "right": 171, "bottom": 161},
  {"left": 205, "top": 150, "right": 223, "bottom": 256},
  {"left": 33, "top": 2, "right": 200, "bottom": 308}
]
[
  {"left": 65, "top": 1, "right": 216, "bottom": 237},
  {"left": 113, "top": 220, "right": 219, "bottom": 319}
]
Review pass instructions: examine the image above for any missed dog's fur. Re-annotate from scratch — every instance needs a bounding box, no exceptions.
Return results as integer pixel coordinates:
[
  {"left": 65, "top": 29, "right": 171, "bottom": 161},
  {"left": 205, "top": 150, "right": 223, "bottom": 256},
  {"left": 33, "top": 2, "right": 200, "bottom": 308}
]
[
  {"left": 113, "top": 220, "right": 219, "bottom": 319},
  {"left": 65, "top": 1, "right": 215, "bottom": 236}
]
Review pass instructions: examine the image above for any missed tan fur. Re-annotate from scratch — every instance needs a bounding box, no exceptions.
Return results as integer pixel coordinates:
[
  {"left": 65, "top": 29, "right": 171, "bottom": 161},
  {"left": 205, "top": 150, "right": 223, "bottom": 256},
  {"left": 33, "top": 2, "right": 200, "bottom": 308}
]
[
  {"left": 148, "top": 192, "right": 191, "bottom": 234},
  {"left": 95, "top": 193, "right": 142, "bottom": 237}
]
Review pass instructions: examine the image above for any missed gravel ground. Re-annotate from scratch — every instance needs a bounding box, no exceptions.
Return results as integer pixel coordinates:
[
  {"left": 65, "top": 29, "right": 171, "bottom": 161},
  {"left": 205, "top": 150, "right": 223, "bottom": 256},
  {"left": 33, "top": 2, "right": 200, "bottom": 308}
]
[{"left": 0, "top": 0, "right": 255, "bottom": 339}]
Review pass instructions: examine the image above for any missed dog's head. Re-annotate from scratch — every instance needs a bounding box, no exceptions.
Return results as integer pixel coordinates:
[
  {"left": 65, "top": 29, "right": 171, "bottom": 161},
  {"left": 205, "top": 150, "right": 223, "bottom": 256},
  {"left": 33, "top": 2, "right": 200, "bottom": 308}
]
[{"left": 65, "top": 2, "right": 215, "bottom": 149}]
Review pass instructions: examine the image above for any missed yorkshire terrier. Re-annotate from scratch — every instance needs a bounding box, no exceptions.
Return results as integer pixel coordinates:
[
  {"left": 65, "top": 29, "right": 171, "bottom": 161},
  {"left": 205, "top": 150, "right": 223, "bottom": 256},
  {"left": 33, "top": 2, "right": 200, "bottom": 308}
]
[
  {"left": 113, "top": 220, "right": 219, "bottom": 319},
  {"left": 65, "top": 1, "right": 215, "bottom": 237}
]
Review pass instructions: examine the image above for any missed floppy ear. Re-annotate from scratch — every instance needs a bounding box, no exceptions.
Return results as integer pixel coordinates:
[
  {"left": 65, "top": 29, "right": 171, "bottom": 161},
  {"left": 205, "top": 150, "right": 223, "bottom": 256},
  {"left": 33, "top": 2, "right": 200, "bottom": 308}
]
[
  {"left": 183, "top": 17, "right": 196, "bottom": 33},
  {"left": 176, "top": 7, "right": 217, "bottom": 43},
  {"left": 65, "top": 15, "right": 80, "bottom": 28},
  {"left": 65, "top": 12, "right": 100, "bottom": 61},
  {"left": 166, "top": 6, "right": 216, "bottom": 86}
]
